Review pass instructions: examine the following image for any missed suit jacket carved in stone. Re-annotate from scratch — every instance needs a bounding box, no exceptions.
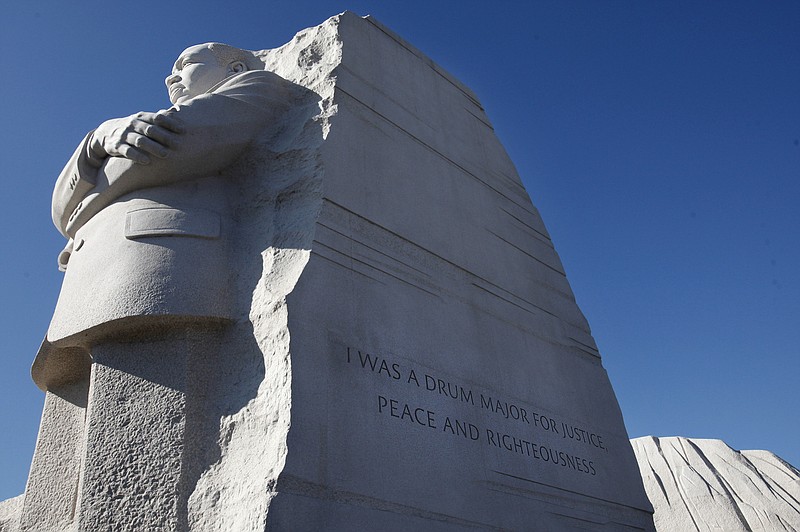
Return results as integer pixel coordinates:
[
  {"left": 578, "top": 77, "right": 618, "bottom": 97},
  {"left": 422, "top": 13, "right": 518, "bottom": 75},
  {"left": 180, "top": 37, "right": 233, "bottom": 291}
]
[{"left": 34, "top": 69, "right": 301, "bottom": 390}]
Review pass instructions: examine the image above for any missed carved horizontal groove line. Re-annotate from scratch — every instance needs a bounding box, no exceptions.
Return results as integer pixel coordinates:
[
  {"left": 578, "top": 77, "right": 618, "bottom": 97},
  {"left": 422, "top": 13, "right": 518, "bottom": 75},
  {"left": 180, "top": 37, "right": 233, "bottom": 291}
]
[
  {"left": 334, "top": 87, "right": 536, "bottom": 214},
  {"left": 320, "top": 198, "right": 577, "bottom": 304},
  {"left": 313, "top": 229, "right": 598, "bottom": 358},
  {"left": 312, "top": 240, "right": 598, "bottom": 363},
  {"left": 571, "top": 344, "right": 601, "bottom": 359},
  {"left": 278, "top": 474, "right": 507, "bottom": 530},
  {"left": 337, "top": 63, "right": 499, "bottom": 168},
  {"left": 310, "top": 245, "right": 385, "bottom": 285},
  {"left": 363, "top": 17, "right": 484, "bottom": 110},
  {"left": 491, "top": 470, "right": 651, "bottom": 514},
  {"left": 318, "top": 220, "right": 431, "bottom": 278},
  {"left": 315, "top": 209, "right": 600, "bottom": 363},
  {"left": 461, "top": 103, "right": 498, "bottom": 134},
  {"left": 567, "top": 336, "right": 600, "bottom": 356},
  {"left": 312, "top": 238, "right": 441, "bottom": 298},
  {"left": 471, "top": 282, "right": 558, "bottom": 321},
  {"left": 487, "top": 167, "right": 530, "bottom": 197},
  {"left": 487, "top": 230, "right": 565, "bottom": 277},
  {"left": 472, "top": 283, "right": 550, "bottom": 320},
  {"left": 320, "top": 200, "right": 527, "bottom": 294},
  {"left": 500, "top": 206, "right": 553, "bottom": 245},
  {"left": 321, "top": 198, "right": 580, "bottom": 314}
]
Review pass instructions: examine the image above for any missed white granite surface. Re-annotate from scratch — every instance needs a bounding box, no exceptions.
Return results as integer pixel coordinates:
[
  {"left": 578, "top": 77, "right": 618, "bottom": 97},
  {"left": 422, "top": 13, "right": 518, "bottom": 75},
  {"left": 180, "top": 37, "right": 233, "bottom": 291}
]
[{"left": 633, "top": 436, "right": 800, "bottom": 531}]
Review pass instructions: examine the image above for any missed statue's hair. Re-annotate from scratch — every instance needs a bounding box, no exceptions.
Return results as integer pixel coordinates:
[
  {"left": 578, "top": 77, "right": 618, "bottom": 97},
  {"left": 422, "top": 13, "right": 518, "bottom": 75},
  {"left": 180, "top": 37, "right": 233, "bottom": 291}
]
[{"left": 206, "top": 42, "right": 264, "bottom": 71}]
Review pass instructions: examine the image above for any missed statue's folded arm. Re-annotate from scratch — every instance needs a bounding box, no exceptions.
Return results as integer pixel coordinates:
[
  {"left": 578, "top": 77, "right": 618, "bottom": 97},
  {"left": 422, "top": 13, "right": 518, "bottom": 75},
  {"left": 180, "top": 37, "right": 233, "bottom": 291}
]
[{"left": 53, "top": 70, "right": 298, "bottom": 239}]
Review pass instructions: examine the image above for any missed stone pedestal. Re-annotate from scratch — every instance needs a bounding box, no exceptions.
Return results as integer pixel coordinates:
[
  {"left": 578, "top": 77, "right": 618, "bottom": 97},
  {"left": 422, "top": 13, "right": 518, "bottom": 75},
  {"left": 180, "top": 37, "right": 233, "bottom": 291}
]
[
  {"left": 20, "top": 378, "right": 87, "bottom": 532},
  {"left": 77, "top": 337, "right": 190, "bottom": 531},
  {"left": 22, "top": 330, "right": 223, "bottom": 532}
]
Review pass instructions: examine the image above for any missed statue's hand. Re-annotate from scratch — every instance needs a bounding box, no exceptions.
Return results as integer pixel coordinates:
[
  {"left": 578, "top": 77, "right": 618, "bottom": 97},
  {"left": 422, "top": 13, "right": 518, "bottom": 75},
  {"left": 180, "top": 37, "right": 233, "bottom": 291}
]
[{"left": 89, "top": 110, "right": 184, "bottom": 165}]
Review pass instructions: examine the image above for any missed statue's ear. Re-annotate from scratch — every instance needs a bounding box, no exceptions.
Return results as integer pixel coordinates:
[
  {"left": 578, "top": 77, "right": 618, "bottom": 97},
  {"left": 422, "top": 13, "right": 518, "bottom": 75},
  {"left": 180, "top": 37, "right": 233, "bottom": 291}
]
[{"left": 228, "top": 61, "right": 246, "bottom": 74}]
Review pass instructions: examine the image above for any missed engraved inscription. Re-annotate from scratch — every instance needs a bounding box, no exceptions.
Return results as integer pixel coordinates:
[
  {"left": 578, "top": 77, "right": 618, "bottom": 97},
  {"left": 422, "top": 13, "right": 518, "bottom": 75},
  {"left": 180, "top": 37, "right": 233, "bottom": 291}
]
[{"left": 344, "top": 347, "right": 610, "bottom": 480}]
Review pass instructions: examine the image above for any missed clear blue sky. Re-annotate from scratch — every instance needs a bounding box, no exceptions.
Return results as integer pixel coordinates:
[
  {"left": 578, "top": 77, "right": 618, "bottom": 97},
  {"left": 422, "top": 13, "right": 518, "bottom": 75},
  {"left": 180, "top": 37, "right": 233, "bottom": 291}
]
[{"left": 1, "top": 1, "right": 797, "bottom": 501}]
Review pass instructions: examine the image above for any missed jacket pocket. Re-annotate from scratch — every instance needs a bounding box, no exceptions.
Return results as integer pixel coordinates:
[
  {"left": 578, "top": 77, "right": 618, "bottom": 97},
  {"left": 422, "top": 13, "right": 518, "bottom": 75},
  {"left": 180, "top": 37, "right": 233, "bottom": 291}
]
[{"left": 124, "top": 207, "right": 220, "bottom": 240}]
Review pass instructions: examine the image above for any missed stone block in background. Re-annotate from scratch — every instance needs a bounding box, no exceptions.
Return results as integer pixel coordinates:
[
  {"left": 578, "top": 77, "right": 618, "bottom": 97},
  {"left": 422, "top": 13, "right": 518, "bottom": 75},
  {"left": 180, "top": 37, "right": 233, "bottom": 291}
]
[{"left": 633, "top": 436, "right": 800, "bottom": 532}]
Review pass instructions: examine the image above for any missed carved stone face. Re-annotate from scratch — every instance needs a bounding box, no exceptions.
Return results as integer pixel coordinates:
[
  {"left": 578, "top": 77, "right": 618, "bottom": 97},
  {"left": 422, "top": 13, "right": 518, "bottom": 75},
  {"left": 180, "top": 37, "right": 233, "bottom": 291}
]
[{"left": 165, "top": 44, "right": 233, "bottom": 104}]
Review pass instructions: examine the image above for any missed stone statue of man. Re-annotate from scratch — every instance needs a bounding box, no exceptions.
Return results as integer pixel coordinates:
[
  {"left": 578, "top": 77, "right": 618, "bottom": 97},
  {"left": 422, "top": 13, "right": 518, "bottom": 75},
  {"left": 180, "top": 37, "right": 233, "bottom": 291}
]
[
  {"left": 33, "top": 43, "right": 300, "bottom": 388},
  {"left": 22, "top": 43, "right": 308, "bottom": 531}
]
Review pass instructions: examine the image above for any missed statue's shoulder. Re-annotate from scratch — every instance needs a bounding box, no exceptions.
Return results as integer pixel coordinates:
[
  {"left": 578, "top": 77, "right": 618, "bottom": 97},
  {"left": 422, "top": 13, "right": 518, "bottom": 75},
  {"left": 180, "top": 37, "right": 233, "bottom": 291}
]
[
  {"left": 211, "top": 70, "right": 301, "bottom": 110},
  {"left": 212, "top": 70, "right": 289, "bottom": 96}
]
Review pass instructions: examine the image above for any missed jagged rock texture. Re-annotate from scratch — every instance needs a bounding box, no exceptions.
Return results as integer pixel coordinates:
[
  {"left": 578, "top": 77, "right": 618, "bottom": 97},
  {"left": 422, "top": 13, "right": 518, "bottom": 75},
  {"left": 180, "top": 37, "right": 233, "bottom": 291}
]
[
  {"left": 0, "top": 496, "right": 22, "bottom": 532},
  {"left": 632, "top": 436, "right": 800, "bottom": 531}
]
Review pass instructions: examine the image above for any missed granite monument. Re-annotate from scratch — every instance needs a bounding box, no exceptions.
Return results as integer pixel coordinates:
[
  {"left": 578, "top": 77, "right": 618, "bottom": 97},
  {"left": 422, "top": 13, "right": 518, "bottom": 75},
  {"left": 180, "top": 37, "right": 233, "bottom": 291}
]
[{"left": 12, "top": 13, "right": 654, "bottom": 531}]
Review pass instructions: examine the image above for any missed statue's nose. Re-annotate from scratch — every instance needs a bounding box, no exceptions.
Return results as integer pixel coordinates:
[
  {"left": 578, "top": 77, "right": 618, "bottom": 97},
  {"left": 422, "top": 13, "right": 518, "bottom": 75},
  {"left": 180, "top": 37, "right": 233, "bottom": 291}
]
[{"left": 165, "top": 73, "right": 181, "bottom": 87}]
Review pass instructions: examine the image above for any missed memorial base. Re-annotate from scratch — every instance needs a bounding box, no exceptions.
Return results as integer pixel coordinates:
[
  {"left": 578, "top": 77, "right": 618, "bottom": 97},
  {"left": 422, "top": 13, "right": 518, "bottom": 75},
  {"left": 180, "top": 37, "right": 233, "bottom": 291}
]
[{"left": 21, "top": 328, "right": 223, "bottom": 532}]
